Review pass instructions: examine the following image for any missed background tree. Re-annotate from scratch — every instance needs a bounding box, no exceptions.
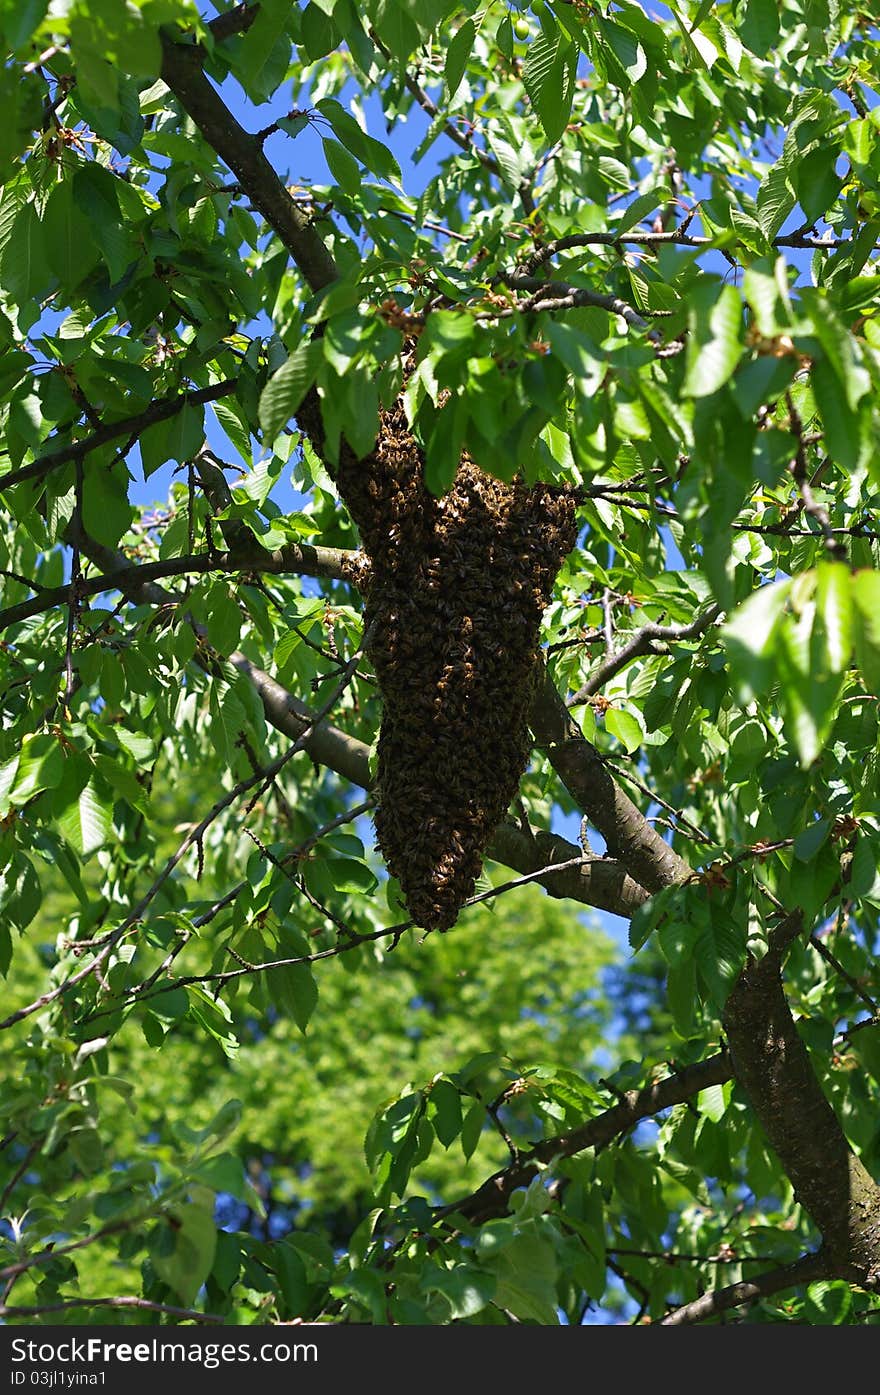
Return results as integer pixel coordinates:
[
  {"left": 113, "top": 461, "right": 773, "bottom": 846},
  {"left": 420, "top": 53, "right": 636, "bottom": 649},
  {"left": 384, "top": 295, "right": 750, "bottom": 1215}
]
[{"left": 1, "top": 0, "right": 880, "bottom": 1326}]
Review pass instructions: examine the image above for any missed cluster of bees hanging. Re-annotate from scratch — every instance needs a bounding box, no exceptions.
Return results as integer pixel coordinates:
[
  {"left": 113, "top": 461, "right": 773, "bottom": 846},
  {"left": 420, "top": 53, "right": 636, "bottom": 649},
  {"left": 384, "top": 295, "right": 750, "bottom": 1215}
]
[{"left": 299, "top": 389, "right": 578, "bottom": 931}]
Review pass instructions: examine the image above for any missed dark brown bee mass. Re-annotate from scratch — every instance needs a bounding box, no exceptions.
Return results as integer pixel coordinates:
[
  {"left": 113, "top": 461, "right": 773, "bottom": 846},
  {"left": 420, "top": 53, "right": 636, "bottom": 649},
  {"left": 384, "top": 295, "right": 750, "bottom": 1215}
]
[{"left": 300, "top": 392, "right": 578, "bottom": 931}]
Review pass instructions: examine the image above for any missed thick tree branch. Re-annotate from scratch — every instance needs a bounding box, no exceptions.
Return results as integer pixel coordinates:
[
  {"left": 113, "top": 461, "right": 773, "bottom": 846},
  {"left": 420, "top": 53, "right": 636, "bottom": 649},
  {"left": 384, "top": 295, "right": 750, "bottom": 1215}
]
[
  {"left": 489, "top": 824, "right": 648, "bottom": 919},
  {"left": 658, "top": 1252, "right": 829, "bottom": 1326},
  {"left": 448, "top": 1050, "right": 733, "bottom": 1226},
  {"left": 206, "top": 2, "right": 260, "bottom": 44},
  {"left": 0, "top": 380, "right": 238, "bottom": 495},
  {"left": 723, "top": 925, "right": 880, "bottom": 1286},
  {"left": 160, "top": 33, "right": 338, "bottom": 292},
  {"left": 530, "top": 666, "right": 692, "bottom": 893}
]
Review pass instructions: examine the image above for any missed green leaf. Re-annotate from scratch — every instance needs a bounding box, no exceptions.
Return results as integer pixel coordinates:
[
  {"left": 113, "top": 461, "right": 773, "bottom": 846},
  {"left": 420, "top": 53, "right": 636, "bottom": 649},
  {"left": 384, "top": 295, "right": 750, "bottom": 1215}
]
[
  {"left": 460, "top": 1099, "right": 484, "bottom": 1161},
  {"left": 421, "top": 1263, "right": 495, "bottom": 1320},
  {"left": 315, "top": 98, "right": 401, "bottom": 183},
  {"left": 57, "top": 779, "right": 113, "bottom": 857},
  {"left": 82, "top": 459, "right": 134, "bottom": 548},
  {"left": 723, "top": 579, "right": 791, "bottom": 697},
  {"left": 683, "top": 282, "right": 743, "bottom": 397},
  {"left": 204, "top": 584, "right": 243, "bottom": 657},
  {"left": 804, "top": 1280, "right": 852, "bottom": 1325},
  {"left": 794, "top": 818, "right": 830, "bottom": 862},
  {"left": 43, "top": 179, "right": 102, "bottom": 291},
  {"left": 756, "top": 160, "right": 795, "bottom": 240},
  {"left": 325, "top": 858, "right": 377, "bottom": 895},
  {"left": 259, "top": 340, "right": 323, "bottom": 442},
  {"left": 604, "top": 706, "right": 643, "bottom": 753},
  {"left": 269, "top": 962, "right": 319, "bottom": 1033},
  {"left": 9, "top": 733, "right": 65, "bottom": 805},
  {"left": 0, "top": 853, "right": 41, "bottom": 936},
  {"left": 424, "top": 396, "right": 467, "bottom": 495},
  {"left": 444, "top": 19, "right": 475, "bottom": 99},
  {"left": 323, "top": 136, "right": 362, "bottom": 195},
  {"left": 429, "top": 1079, "right": 463, "bottom": 1148},
  {"left": 816, "top": 562, "right": 852, "bottom": 674},
  {"left": 0, "top": 0, "right": 50, "bottom": 50},
  {"left": 811, "top": 356, "right": 862, "bottom": 473},
  {"left": 521, "top": 19, "right": 577, "bottom": 143},
  {"left": 853, "top": 571, "right": 880, "bottom": 694},
  {"left": 151, "top": 1205, "right": 217, "bottom": 1306},
  {"left": 484, "top": 1225, "right": 560, "bottom": 1324}
]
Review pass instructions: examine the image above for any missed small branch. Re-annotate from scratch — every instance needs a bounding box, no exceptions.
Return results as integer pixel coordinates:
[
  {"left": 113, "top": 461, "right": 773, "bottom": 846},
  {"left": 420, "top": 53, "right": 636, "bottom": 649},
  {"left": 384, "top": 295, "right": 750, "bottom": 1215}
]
[
  {"left": 610, "top": 1246, "right": 790, "bottom": 1266},
  {"left": 567, "top": 604, "right": 722, "bottom": 705},
  {"left": 0, "top": 1220, "right": 133, "bottom": 1284},
  {"left": 0, "top": 1295, "right": 224, "bottom": 1323},
  {"left": 0, "top": 1142, "right": 38, "bottom": 1214},
  {"left": 530, "top": 663, "right": 693, "bottom": 894},
  {"left": 659, "top": 1252, "right": 828, "bottom": 1326},
  {"left": 445, "top": 1051, "right": 733, "bottom": 1225},
  {"left": 810, "top": 927, "right": 878, "bottom": 1017},
  {"left": 0, "top": 624, "right": 373, "bottom": 1033},
  {"left": 370, "top": 29, "right": 499, "bottom": 178},
  {"left": 499, "top": 273, "right": 652, "bottom": 332},
  {"left": 520, "top": 228, "right": 868, "bottom": 275},
  {"left": 0, "top": 542, "right": 363, "bottom": 634},
  {"left": 0, "top": 380, "right": 238, "bottom": 495},
  {"left": 602, "top": 756, "right": 715, "bottom": 847},
  {"left": 81, "top": 847, "right": 645, "bottom": 1024}
]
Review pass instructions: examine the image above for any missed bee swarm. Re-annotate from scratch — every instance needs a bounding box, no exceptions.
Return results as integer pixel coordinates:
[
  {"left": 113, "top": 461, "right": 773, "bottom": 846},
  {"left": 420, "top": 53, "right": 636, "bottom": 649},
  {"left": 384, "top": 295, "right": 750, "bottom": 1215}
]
[{"left": 301, "top": 395, "right": 578, "bottom": 931}]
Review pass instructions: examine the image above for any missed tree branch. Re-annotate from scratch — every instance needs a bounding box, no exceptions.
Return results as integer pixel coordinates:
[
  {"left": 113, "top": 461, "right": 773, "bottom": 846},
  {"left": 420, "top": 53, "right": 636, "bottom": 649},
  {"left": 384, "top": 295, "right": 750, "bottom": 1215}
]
[
  {"left": 447, "top": 1050, "right": 733, "bottom": 1225},
  {"left": 530, "top": 665, "right": 692, "bottom": 893},
  {"left": 0, "top": 1295, "right": 224, "bottom": 1323},
  {"left": 723, "top": 925, "right": 880, "bottom": 1285},
  {"left": 206, "top": 2, "right": 261, "bottom": 44},
  {"left": 658, "top": 1252, "right": 829, "bottom": 1326},
  {"left": 567, "top": 604, "right": 722, "bottom": 706},
  {"left": 160, "top": 33, "right": 338, "bottom": 292},
  {"left": 499, "top": 272, "right": 652, "bottom": 332},
  {"left": 0, "top": 541, "right": 362, "bottom": 634},
  {"left": 369, "top": 28, "right": 500, "bottom": 178},
  {"left": 0, "top": 380, "right": 238, "bottom": 495},
  {"left": 521, "top": 228, "right": 871, "bottom": 275}
]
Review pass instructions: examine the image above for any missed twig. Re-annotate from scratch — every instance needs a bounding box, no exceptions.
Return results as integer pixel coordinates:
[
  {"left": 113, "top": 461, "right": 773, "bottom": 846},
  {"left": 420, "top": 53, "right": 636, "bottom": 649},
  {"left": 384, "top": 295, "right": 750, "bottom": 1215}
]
[
  {"left": 520, "top": 228, "right": 871, "bottom": 275},
  {"left": 0, "top": 1143, "right": 38, "bottom": 1214},
  {"left": 810, "top": 929, "right": 879, "bottom": 1017},
  {"left": 441, "top": 1051, "right": 733, "bottom": 1225},
  {"left": 0, "top": 380, "right": 239, "bottom": 495},
  {"left": 498, "top": 273, "right": 654, "bottom": 332},
  {"left": 567, "top": 604, "right": 722, "bottom": 706},
  {"left": 0, "top": 1295, "right": 224, "bottom": 1323},
  {"left": 0, "top": 623, "right": 374, "bottom": 1033},
  {"left": 369, "top": 28, "right": 500, "bottom": 179},
  {"left": 786, "top": 394, "right": 847, "bottom": 562}
]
